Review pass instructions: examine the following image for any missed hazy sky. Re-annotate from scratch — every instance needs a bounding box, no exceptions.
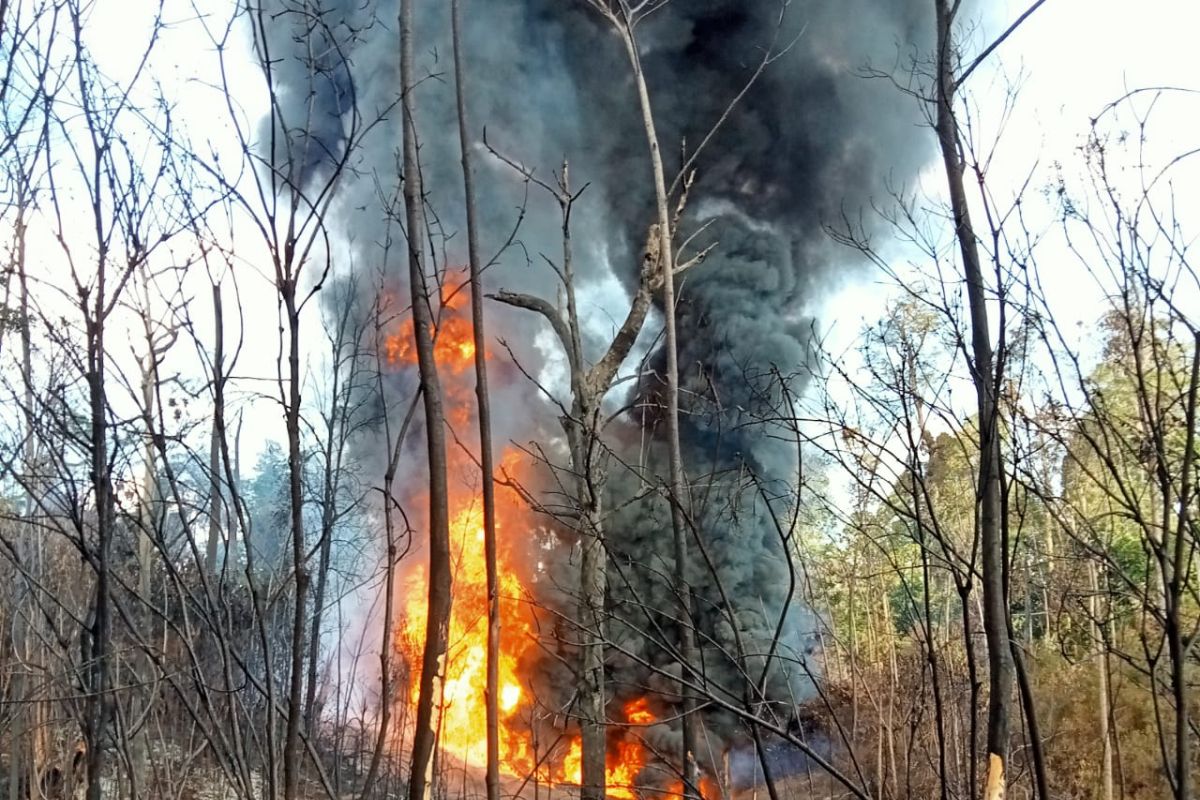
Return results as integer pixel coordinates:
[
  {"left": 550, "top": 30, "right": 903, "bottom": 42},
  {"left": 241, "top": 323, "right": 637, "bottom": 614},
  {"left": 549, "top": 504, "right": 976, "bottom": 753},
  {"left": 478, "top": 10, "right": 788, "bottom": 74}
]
[
  {"left": 824, "top": 0, "right": 1200, "bottom": 343},
  {"left": 59, "top": 0, "right": 1200, "bottom": 462}
]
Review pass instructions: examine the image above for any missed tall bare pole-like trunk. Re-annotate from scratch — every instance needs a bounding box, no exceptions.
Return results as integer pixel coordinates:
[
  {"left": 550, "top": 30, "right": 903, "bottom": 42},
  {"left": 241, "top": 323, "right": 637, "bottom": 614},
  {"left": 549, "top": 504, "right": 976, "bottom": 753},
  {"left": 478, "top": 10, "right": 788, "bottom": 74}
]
[
  {"left": 132, "top": 269, "right": 173, "bottom": 799},
  {"left": 402, "top": 2, "right": 454, "bottom": 798},
  {"left": 558, "top": 164, "right": 608, "bottom": 800},
  {"left": 493, "top": 162, "right": 672, "bottom": 800},
  {"left": 206, "top": 284, "right": 225, "bottom": 576},
  {"left": 1089, "top": 560, "right": 1114, "bottom": 800},
  {"left": 70, "top": 7, "right": 117, "bottom": 793},
  {"left": 1165, "top": 337, "right": 1200, "bottom": 800},
  {"left": 13, "top": 183, "right": 46, "bottom": 800},
  {"left": 613, "top": 19, "right": 700, "bottom": 798},
  {"left": 492, "top": 144, "right": 704, "bottom": 799},
  {"left": 280, "top": 267, "right": 308, "bottom": 800},
  {"left": 932, "top": 3, "right": 1011, "bottom": 796},
  {"left": 358, "top": 298, "right": 416, "bottom": 800},
  {"left": 83, "top": 287, "right": 115, "bottom": 800},
  {"left": 450, "top": 3, "right": 501, "bottom": 798},
  {"left": 305, "top": 297, "right": 359, "bottom": 739}
]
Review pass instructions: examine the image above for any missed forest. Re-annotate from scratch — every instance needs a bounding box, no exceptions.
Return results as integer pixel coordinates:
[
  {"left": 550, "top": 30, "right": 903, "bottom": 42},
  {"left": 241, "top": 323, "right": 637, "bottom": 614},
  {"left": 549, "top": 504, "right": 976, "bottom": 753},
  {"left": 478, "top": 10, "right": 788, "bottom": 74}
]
[{"left": 1, "top": 1, "right": 1198, "bottom": 799}]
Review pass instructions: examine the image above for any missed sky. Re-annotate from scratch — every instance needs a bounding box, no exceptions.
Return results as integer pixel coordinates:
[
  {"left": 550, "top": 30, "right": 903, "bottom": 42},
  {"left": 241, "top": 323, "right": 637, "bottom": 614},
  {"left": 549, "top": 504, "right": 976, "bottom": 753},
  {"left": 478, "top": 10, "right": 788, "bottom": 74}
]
[
  {"left": 20, "top": 0, "right": 1200, "bottom": 468},
  {"left": 822, "top": 0, "right": 1200, "bottom": 347}
]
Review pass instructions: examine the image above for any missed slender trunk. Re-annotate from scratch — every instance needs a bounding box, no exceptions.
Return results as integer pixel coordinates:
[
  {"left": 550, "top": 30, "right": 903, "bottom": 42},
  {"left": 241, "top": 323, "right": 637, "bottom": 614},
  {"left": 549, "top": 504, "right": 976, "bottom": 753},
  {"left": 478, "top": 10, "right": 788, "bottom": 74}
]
[
  {"left": 749, "top": 723, "right": 780, "bottom": 800},
  {"left": 884, "top": 592, "right": 899, "bottom": 800},
  {"left": 13, "top": 198, "right": 46, "bottom": 800},
  {"left": 959, "top": 584, "right": 980, "bottom": 799},
  {"left": 402, "top": 2, "right": 454, "bottom": 798},
  {"left": 1009, "top": 634, "right": 1048, "bottom": 800},
  {"left": 1166, "top": 605, "right": 1189, "bottom": 800},
  {"left": 577, "top": 467, "right": 608, "bottom": 800},
  {"left": 306, "top": 329, "right": 348, "bottom": 738},
  {"left": 132, "top": 347, "right": 156, "bottom": 798},
  {"left": 616, "top": 23, "right": 700, "bottom": 797},
  {"left": 932, "top": 4, "right": 1012, "bottom": 796},
  {"left": 85, "top": 301, "right": 114, "bottom": 800},
  {"left": 450, "top": 5, "right": 501, "bottom": 798},
  {"left": 917, "top": 516, "right": 950, "bottom": 800},
  {"left": 1165, "top": 335, "right": 1200, "bottom": 800},
  {"left": 206, "top": 284, "right": 225, "bottom": 576},
  {"left": 282, "top": 283, "right": 308, "bottom": 800},
  {"left": 230, "top": 413, "right": 242, "bottom": 558},
  {"left": 559, "top": 162, "right": 608, "bottom": 800},
  {"left": 304, "top": 467, "right": 336, "bottom": 737},
  {"left": 359, "top": 432, "right": 399, "bottom": 800},
  {"left": 1090, "top": 561, "right": 1114, "bottom": 800}
]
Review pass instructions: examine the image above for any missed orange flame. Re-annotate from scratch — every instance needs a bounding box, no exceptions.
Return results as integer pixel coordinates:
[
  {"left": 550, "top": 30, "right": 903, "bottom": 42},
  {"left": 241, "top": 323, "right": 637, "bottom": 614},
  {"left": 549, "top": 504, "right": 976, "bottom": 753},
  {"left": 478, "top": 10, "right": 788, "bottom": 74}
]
[
  {"left": 625, "top": 697, "right": 657, "bottom": 726},
  {"left": 665, "top": 778, "right": 720, "bottom": 800},
  {"left": 386, "top": 273, "right": 711, "bottom": 799},
  {"left": 383, "top": 277, "right": 480, "bottom": 376}
]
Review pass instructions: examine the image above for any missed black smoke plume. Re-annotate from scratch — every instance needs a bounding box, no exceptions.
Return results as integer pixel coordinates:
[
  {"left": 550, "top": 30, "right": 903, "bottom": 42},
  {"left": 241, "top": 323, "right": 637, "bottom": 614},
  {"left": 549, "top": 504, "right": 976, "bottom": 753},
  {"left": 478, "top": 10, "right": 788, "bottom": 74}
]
[{"left": 263, "top": 0, "right": 931, "bottom": 786}]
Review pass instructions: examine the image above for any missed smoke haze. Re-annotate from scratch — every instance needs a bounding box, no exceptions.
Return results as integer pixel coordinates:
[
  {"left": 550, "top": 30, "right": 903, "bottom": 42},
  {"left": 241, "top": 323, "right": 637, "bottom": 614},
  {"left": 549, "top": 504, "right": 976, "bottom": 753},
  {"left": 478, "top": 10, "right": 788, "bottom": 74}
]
[{"left": 265, "top": 0, "right": 932, "bottom": 783}]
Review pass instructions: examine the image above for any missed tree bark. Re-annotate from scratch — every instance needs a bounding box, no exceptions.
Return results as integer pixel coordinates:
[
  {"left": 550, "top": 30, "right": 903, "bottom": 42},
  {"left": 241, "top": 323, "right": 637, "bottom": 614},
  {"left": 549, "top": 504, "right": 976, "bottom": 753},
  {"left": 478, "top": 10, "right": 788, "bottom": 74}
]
[
  {"left": 614, "top": 22, "right": 701, "bottom": 798},
  {"left": 83, "top": 268, "right": 115, "bottom": 800},
  {"left": 13, "top": 189, "right": 46, "bottom": 800},
  {"left": 281, "top": 277, "right": 308, "bottom": 800},
  {"left": 402, "top": 2, "right": 454, "bottom": 798},
  {"left": 492, "top": 170, "right": 668, "bottom": 800},
  {"left": 450, "top": 4, "right": 501, "bottom": 798},
  {"left": 305, "top": 304, "right": 356, "bottom": 739},
  {"left": 206, "top": 284, "right": 225, "bottom": 576},
  {"left": 1090, "top": 560, "right": 1114, "bottom": 800},
  {"left": 932, "top": 3, "right": 1013, "bottom": 797}
]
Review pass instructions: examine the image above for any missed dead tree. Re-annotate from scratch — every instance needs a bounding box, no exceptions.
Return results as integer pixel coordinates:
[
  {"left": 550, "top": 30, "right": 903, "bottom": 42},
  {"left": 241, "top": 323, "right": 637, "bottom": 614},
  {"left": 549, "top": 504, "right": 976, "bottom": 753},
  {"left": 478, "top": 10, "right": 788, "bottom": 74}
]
[
  {"left": 491, "top": 150, "right": 708, "bottom": 800},
  {"left": 449, "top": 3, "right": 502, "bottom": 799},
  {"left": 930, "top": 3, "right": 1049, "bottom": 796},
  {"left": 575, "top": 2, "right": 701, "bottom": 791},
  {"left": 400, "top": 3, "right": 453, "bottom": 799}
]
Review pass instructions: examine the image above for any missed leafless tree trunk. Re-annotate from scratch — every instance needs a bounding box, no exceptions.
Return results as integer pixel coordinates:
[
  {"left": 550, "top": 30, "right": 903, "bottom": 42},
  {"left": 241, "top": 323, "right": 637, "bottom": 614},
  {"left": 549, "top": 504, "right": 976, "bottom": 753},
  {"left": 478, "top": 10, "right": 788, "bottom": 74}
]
[
  {"left": 491, "top": 153, "right": 689, "bottom": 800},
  {"left": 449, "top": 4, "right": 501, "bottom": 799},
  {"left": 491, "top": 160, "right": 615, "bottom": 800},
  {"left": 612, "top": 13, "right": 700, "bottom": 797},
  {"left": 206, "top": 283, "right": 226, "bottom": 577},
  {"left": 10, "top": 159, "right": 48, "bottom": 800},
  {"left": 59, "top": 3, "right": 155, "bottom": 790},
  {"left": 932, "top": 4, "right": 1010, "bottom": 796},
  {"left": 304, "top": 283, "right": 368, "bottom": 740},
  {"left": 401, "top": 3, "right": 453, "bottom": 799},
  {"left": 278, "top": 192, "right": 310, "bottom": 800},
  {"left": 1089, "top": 560, "right": 1114, "bottom": 800},
  {"left": 359, "top": 284, "right": 419, "bottom": 800},
  {"left": 130, "top": 268, "right": 177, "bottom": 799}
]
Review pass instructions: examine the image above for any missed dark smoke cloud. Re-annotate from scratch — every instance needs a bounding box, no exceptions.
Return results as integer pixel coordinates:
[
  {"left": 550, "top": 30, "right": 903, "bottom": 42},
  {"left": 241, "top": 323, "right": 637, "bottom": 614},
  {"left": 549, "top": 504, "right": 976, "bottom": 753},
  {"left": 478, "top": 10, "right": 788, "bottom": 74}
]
[
  {"left": 263, "top": 0, "right": 931, "bottom": 782},
  {"left": 541, "top": 0, "right": 929, "bottom": 250}
]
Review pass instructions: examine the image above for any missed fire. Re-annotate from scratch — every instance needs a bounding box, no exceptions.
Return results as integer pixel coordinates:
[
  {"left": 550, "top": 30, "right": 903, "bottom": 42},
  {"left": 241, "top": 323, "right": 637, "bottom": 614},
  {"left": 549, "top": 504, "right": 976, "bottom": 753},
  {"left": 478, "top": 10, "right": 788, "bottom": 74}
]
[
  {"left": 397, "top": 483, "right": 543, "bottom": 775},
  {"left": 386, "top": 271, "right": 712, "bottom": 799},
  {"left": 625, "top": 697, "right": 656, "bottom": 726},
  {"left": 665, "top": 778, "right": 721, "bottom": 800},
  {"left": 383, "top": 277, "right": 480, "bottom": 376},
  {"left": 557, "top": 737, "right": 647, "bottom": 800}
]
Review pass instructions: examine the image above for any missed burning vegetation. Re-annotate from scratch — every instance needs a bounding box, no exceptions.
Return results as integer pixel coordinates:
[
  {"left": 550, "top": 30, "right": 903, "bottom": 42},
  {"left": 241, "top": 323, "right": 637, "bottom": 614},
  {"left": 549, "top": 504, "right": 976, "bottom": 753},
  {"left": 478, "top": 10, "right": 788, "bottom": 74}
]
[
  {"left": 380, "top": 276, "right": 688, "bottom": 799},
  {"left": 265, "top": 0, "right": 929, "bottom": 796}
]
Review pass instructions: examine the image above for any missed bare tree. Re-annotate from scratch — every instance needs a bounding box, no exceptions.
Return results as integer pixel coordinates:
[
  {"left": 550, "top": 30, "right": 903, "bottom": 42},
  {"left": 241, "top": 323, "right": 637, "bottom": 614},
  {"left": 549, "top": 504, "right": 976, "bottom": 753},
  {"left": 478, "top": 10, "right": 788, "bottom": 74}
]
[
  {"left": 399, "top": 3, "right": 452, "bottom": 799},
  {"left": 449, "top": 3, "right": 501, "bottom": 799},
  {"left": 1014, "top": 87, "right": 1200, "bottom": 800},
  {"left": 929, "top": 3, "right": 1048, "bottom": 796},
  {"left": 599, "top": 4, "right": 702, "bottom": 792},
  {"left": 491, "top": 154, "right": 684, "bottom": 800}
]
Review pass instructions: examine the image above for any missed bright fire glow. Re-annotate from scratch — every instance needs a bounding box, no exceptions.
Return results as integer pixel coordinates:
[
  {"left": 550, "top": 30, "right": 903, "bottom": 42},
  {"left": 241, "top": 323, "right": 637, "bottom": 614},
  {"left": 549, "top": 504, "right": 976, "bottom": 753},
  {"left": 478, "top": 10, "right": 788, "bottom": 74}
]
[
  {"left": 383, "top": 279, "right": 479, "bottom": 372},
  {"left": 386, "top": 272, "right": 709, "bottom": 799},
  {"left": 625, "top": 697, "right": 656, "bottom": 726}
]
